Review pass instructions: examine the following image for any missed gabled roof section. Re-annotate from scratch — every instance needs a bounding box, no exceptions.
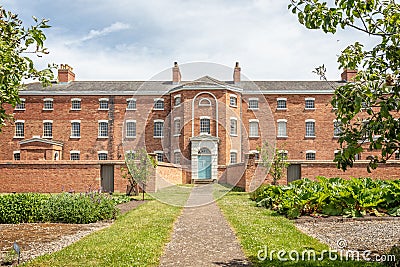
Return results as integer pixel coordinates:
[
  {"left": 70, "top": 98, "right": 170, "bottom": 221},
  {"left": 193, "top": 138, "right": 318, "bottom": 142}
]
[
  {"left": 169, "top": 75, "right": 243, "bottom": 93},
  {"left": 19, "top": 137, "right": 64, "bottom": 147}
]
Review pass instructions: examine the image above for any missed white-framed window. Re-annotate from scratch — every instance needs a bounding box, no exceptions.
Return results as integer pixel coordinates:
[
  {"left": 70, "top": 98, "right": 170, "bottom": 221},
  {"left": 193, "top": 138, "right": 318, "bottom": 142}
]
[
  {"left": 305, "top": 98, "right": 315, "bottom": 110},
  {"left": 125, "top": 150, "right": 136, "bottom": 160},
  {"left": 70, "top": 150, "right": 80, "bottom": 160},
  {"left": 126, "top": 98, "right": 137, "bottom": 110},
  {"left": 154, "top": 98, "right": 164, "bottom": 110},
  {"left": 277, "top": 119, "right": 287, "bottom": 137},
  {"left": 230, "top": 117, "right": 238, "bottom": 136},
  {"left": 154, "top": 151, "right": 164, "bottom": 162},
  {"left": 333, "top": 120, "right": 342, "bottom": 137},
  {"left": 13, "top": 151, "right": 20, "bottom": 161},
  {"left": 305, "top": 119, "right": 315, "bottom": 137},
  {"left": 249, "top": 150, "right": 260, "bottom": 160},
  {"left": 174, "top": 94, "right": 181, "bottom": 107},
  {"left": 249, "top": 119, "right": 259, "bottom": 137},
  {"left": 248, "top": 98, "right": 259, "bottom": 109},
  {"left": 43, "top": 120, "right": 53, "bottom": 138},
  {"left": 98, "top": 151, "right": 108, "bottom": 160},
  {"left": 277, "top": 98, "right": 287, "bottom": 110},
  {"left": 70, "top": 120, "right": 81, "bottom": 138},
  {"left": 154, "top": 120, "right": 164, "bottom": 138},
  {"left": 15, "top": 98, "right": 26, "bottom": 110},
  {"left": 200, "top": 117, "right": 211, "bottom": 135},
  {"left": 306, "top": 150, "right": 316, "bottom": 160},
  {"left": 230, "top": 94, "right": 238, "bottom": 107},
  {"left": 14, "top": 120, "right": 24, "bottom": 138},
  {"left": 174, "top": 150, "right": 181, "bottom": 165},
  {"left": 278, "top": 150, "right": 288, "bottom": 159},
  {"left": 199, "top": 98, "right": 211, "bottom": 107},
  {"left": 98, "top": 120, "right": 109, "bottom": 138},
  {"left": 126, "top": 120, "right": 136, "bottom": 138},
  {"left": 71, "top": 98, "right": 81, "bottom": 110},
  {"left": 43, "top": 98, "right": 53, "bottom": 110},
  {"left": 230, "top": 150, "right": 238, "bottom": 164},
  {"left": 174, "top": 117, "right": 181, "bottom": 136},
  {"left": 99, "top": 98, "right": 109, "bottom": 110},
  {"left": 395, "top": 151, "right": 400, "bottom": 160}
]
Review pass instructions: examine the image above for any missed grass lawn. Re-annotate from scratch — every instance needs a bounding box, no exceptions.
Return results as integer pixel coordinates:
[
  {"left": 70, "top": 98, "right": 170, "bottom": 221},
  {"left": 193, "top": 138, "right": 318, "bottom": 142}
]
[
  {"left": 23, "top": 199, "right": 183, "bottom": 267},
  {"left": 217, "top": 192, "right": 381, "bottom": 267}
]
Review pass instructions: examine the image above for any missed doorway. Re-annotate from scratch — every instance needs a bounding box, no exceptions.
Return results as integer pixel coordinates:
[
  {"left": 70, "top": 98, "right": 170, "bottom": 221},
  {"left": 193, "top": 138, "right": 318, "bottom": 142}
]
[
  {"left": 101, "top": 165, "right": 114, "bottom": 192},
  {"left": 287, "top": 164, "right": 301, "bottom": 183}
]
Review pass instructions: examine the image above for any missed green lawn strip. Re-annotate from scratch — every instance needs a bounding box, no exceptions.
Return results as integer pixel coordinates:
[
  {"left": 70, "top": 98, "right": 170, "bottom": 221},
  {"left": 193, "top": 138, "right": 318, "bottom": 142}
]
[
  {"left": 150, "top": 184, "right": 193, "bottom": 207},
  {"left": 217, "top": 192, "right": 381, "bottom": 267},
  {"left": 24, "top": 200, "right": 182, "bottom": 267}
]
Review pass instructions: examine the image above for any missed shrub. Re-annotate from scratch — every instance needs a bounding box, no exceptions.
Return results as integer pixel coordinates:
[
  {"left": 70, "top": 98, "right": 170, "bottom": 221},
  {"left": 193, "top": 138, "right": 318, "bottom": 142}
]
[
  {"left": 42, "top": 192, "right": 118, "bottom": 224},
  {"left": 383, "top": 244, "right": 400, "bottom": 267},
  {"left": 111, "top": 194, "right": 132, "bottom": 205},
  {"left": 0, "top": 193, "right": 49, "bottom": 223}
]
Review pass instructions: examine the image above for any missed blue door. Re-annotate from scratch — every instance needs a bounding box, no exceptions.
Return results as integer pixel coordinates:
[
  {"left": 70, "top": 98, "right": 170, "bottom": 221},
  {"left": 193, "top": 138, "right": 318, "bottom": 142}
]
[{"left": 198, "top": 155, "right": 211, "bottom": 179}]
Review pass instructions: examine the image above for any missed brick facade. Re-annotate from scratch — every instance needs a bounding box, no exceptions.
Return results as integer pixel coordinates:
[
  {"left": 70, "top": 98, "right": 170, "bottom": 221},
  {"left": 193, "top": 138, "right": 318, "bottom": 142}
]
[{"left": 0, "top": 63, "right": 398, "bottom": 192}]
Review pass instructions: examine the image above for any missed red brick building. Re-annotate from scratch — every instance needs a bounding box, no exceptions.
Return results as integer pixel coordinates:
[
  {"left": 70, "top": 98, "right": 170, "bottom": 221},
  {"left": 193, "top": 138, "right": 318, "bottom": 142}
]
[{"left": 0, "top": 63, "right": 398, "bottom": 193}]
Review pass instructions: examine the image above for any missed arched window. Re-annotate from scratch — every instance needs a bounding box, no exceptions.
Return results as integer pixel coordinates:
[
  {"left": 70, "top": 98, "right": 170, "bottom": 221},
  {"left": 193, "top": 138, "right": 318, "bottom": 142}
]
[{"left": 199, "top": 98, "right": 211, "bottom": 107}]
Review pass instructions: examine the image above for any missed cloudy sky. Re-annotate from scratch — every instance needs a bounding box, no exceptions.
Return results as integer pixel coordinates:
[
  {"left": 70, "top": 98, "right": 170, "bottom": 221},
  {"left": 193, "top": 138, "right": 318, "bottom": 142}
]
[{"left": 3, "top": 0, "right": 376, "bottom": 81}]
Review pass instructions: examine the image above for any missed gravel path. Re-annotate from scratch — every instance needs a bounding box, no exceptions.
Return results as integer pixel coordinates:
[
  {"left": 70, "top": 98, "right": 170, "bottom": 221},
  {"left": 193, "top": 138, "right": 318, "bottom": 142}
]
[
  {"left": 295, "top": 217, "right": 400, "bottom": 257},
  {"left": 159, "top": 184, "right": 251, "bottom": 267}
]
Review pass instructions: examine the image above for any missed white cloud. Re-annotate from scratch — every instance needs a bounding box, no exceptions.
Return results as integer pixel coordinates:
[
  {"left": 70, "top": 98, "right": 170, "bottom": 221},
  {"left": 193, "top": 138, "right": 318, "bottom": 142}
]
[{"left": 68, "top": 22, "right": 131, "bottom": 45}]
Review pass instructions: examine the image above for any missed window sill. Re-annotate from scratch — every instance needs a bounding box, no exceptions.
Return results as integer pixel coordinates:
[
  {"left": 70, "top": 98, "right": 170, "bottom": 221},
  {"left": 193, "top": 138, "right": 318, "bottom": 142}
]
[
  {"left": 42, "top": 109, "right": 53, "bottom": 111},
  {"left": 97, "top": 136, "right": 109, "bottom": 139},
  {"left": 70, "top": 109, "right": 81, "bottom": 111},
  {"left": 230, "top": 105, "right": 238, "bottom": 108},
  {"left": 230, "top": 134, "right": 238, "bottom": 137},
  {"left": 126, "top": 136, "right": 136, "bottom": 138},
  {"left": 13, "top": 136, "right": 24, "bottom": 139},
  {"left": 173, "top": 134, "right": 181, "bottom": 137},
  {"left": 248, "top": 108, "right": 259, "bottom": 111},
  {"left": 153, "top": 108, "right": 164, "bottom": 111},
  {"left": 153, "top": 136, "right": 164, "bottom": 138},
  {"left": 70, "top": 136, "right": 81, "bottom": 139},
  {"left": 126, "top": 108, "right": 137, "bottom": 111},
  {"left": 276, "top": 108, "right": 287, "bottom": 111},
  {"left": 305, "top": 136, "right": 316, "bottom": 138},
  {"left": 174, "top": 104, "right": 181, "bottom": 108},
  {"left": 14, "top": 109, "right": 26, "bottom": 111},
  {"left": 42, "top": 136, "right": 53, "bottom": 139},
  {"left": 304, "top": 108, "right": 316, "bottom": 111},
  {"left": 277, "top": 135, "right": 288, "bottom": 138},
  {"left": 249, "top": 136, "right": 259, "bottom": 138},
  {"left": 98, "top": 108, "right": 109, "bottom": 111}
]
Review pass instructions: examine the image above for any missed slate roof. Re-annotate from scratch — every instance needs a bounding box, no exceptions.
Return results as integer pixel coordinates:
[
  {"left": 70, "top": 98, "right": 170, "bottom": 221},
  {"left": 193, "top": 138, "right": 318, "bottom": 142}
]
[{"left": 20, "top": 77, "right": 344, "bottom": 96}]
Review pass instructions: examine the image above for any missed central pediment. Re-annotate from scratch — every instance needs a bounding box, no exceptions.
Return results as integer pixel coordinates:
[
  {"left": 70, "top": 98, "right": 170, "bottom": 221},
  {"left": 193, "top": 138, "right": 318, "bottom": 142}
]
[{"left": 169, "top": 76, "right": 243, "bottom": 93}]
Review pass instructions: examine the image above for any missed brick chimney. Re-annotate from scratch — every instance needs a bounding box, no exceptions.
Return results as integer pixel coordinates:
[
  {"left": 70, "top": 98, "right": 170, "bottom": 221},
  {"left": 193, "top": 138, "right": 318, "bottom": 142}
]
[
  {"left": 233, "top": 62, "right": 241, "bottom": 84},
  {"left": 172, "top": 62, "right": 181, "bottom": 85},
  {"left": 58, "top": 64, "right": 75, "bottom": 83},
  {"left": 341, "top": 69, "right": 357, "bottom": 82}
]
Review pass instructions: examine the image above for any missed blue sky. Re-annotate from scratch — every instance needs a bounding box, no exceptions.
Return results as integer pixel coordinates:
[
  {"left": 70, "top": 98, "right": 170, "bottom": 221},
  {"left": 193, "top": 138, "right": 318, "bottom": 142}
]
[{"left": 2, "top": 0, "right": 376, "bottom": 81}]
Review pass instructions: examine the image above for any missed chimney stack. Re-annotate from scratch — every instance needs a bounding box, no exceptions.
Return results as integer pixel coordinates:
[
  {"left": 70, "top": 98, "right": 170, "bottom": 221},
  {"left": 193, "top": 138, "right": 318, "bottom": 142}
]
[
  {"left": 172, "top": 62, "right": 181, "bottom": 85},
  {"left": 58, "top": 64, "right": 75, "bottom": 83},
  {"left": 341, "top": 69, "right": 357, "bottom": 82},
  {"left": 233, "top": 62, "right": 241, "bottom": 84}
]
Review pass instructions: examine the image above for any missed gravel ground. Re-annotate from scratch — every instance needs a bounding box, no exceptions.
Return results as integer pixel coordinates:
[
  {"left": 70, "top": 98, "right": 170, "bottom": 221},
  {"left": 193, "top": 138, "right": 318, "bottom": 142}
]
[
  {"left": 295, "top": 216, "right": 400, "bottom": 258},
  {"left": 0, "top": 200, "right": 145, "bottom": 266}
]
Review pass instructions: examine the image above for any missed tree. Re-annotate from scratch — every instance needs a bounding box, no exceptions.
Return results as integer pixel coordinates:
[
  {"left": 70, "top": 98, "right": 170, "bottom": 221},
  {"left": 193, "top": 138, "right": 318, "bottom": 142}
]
[
  {"left": 258, "top": 141, "right": 290, "bottom": 185},
  {"left": 289, "top": 0, "right": 400, "bottom": 171},
  {"left": 0, "top": 6, "right": 54, "bottom": 130},
  {"left": 125, "top": 148, "right": 157, "bottom": 200}
]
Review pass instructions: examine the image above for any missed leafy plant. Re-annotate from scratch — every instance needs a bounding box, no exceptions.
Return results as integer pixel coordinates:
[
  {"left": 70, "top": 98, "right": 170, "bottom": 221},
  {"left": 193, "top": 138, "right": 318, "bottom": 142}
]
[
  {"left": 258, "top": 141, "right": 289, "bottom": 185},
  {"left": 252, "top": 177, "right": 400, "bottom": 219},
  {"left": 0, "top": 193, "right": 49, "bottom": 223}
]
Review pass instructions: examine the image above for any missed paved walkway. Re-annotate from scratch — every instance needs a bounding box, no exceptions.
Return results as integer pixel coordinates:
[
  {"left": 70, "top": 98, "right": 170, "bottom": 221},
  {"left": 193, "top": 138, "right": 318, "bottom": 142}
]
[{"left": 159, "top": 184, "right": 251, "bottom": 266}]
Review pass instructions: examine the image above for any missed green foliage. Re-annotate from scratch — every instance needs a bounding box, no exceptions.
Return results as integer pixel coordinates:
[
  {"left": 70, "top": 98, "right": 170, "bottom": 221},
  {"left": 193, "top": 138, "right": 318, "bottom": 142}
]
[
  {"left": 288, "top": 0, "right": 400, "bottom": 171},
  {"left": 383, "top": 244, "right": 400, "bottom": 267},
  {"left": 258, "top": 141, "right": 289, "bottom": 185},
  {"left": 111, "top": 194, "right": 132, "bottom": 205},
  {"left": 1, "top": 247, "right": 18, "bottom": 265},
  {"left": 0, "top": 6, "right": 55, "bottom": 129},
  {"left": 252, "top": 177, "right": 400, "bottom": 219},
  {"left": 0, "top": 193, "right": 49, "bottom": 223},
  {"left": 0, "top": 193, "right": 118, "bottom": 224},
  {"left": 42, "top": 192, "right": 118, "bottom": 224},
  {"left": 125, "top": 148, "right": 157, "bottom": 200}
]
